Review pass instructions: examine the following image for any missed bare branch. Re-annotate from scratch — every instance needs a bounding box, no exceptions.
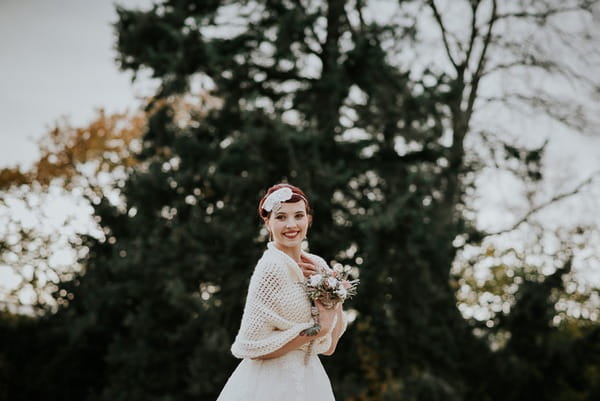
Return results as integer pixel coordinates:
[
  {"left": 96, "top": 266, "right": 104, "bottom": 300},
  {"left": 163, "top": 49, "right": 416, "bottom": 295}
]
[
  {"left": 487, "top": 170, "right": 600, "bottom": 236},
  {"left": 464, "top": 0, "right": 481, "bottom": 69},
  {"left": 465, "top": 0, "right": 497, "bottom": 118},
  {"left": 477, "top": 130, "right": 504, "bottom": 170},
  {"left": 493, "top": 6, "right": 594, "bottom": 23},
  {"left": 356, "top": 0, "right": 367, "bottom": 33},
  {"left": 428, "top": 0, "right": 460, "bottom": 70},
  {"left": 483, "top": 29, "right": 599, "bottom": 88},
  {"left": 484, "top": 91, "right": 595, "bottom": 134}
]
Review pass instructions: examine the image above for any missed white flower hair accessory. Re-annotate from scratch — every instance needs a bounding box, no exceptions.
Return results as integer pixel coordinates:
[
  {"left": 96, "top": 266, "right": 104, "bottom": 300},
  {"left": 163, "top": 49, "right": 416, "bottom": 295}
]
[{"left": 262, "top": 187, "right": 294, "bottom": 213}]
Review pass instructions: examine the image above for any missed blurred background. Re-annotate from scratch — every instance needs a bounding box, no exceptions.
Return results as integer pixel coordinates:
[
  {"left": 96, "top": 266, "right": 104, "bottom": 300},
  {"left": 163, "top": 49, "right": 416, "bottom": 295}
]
[{"left": 1, "top": 0, "right": 599, "bottom": 400}]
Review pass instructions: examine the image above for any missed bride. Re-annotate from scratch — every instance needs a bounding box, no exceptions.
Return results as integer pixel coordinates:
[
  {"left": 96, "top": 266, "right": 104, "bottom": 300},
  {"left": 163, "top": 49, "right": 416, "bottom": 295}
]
[{"left": 216, "top": 183, "right": 347, "bottom": 401}]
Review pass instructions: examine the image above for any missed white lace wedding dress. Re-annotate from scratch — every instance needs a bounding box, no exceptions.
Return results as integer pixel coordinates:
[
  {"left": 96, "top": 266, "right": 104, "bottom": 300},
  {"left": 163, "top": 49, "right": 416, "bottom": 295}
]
[{"left": 216, "top": 243, "right": 344, "bottom": 401}]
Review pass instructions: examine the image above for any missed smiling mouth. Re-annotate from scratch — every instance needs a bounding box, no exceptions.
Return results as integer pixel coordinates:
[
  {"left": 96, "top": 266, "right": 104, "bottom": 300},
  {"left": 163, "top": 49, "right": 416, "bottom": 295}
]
[{"left": 283, "top": 231, "right": 300, "bottom": 239}]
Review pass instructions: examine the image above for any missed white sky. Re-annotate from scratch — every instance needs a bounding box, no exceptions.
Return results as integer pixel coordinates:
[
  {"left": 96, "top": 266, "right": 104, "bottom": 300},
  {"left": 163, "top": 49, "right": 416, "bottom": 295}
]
[
  {"left": 0, "top": 0, "right": 154, "bottom": 169},
  {"left": 0, "top": 0, "right": 597, "bottom": 174}
]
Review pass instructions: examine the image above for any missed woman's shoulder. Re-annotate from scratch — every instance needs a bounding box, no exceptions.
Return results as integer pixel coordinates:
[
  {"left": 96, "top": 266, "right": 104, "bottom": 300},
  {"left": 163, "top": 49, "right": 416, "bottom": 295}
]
[
  {"left": 256, "top": 244, "right": 306, "bottom": 282},
  {"left": 254, "top": 251, "right": 279, "bottom": 273},
  {"left": 251, "top": 247, "right": 292, "bottom": 280}
]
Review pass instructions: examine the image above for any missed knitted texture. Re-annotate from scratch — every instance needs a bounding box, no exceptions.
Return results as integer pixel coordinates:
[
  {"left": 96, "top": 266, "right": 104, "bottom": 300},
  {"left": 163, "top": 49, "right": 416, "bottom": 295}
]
[{"left": 231, "top": 243, "right": 337, "bottom": 359}]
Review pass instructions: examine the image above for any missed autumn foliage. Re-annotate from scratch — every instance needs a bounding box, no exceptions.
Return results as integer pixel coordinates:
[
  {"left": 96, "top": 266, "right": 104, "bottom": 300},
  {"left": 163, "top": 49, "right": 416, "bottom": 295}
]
[{"left": 0, "top": 109, "right": 145, "bottom": 191}]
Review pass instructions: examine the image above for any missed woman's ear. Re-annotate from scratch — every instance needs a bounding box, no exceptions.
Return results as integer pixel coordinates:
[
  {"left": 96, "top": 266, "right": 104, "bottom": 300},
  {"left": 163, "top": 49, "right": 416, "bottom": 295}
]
[{"left": 308, "top": 214, "right": 313, "bottom": 227}]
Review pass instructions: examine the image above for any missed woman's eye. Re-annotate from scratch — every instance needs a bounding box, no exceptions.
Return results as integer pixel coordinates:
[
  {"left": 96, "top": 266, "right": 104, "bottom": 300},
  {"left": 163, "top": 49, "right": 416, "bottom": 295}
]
[
  {"left": 295, "top": 214, "right": 304, "bottom": 219},
  {"left": 276, "top": 215, "right": 285, "bottom": 220}
]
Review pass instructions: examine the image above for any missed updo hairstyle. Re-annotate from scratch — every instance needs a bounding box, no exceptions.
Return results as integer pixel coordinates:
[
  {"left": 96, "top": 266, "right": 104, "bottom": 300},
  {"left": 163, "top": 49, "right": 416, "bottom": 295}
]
[{"left": 258, "top": 183, "right": 312, "bottom": 219}]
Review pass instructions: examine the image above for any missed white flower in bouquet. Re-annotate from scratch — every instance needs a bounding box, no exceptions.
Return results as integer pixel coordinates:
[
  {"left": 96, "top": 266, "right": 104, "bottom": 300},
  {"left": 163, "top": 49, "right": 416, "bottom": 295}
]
[
  {"left": 309, "top": 274, "right": 323, "bottom": 287},
  {"left": 326, "top": 277, "right": 339, "bottom": 288},
  {"left": 335, "top": 286, "right": 347, "bottom": 298}
]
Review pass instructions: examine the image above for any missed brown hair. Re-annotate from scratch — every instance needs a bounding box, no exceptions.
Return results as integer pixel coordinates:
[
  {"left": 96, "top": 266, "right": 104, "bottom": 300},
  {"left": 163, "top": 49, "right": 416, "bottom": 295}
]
[{"left": 258, "top": 183, "right": 311, "bottom": 219}]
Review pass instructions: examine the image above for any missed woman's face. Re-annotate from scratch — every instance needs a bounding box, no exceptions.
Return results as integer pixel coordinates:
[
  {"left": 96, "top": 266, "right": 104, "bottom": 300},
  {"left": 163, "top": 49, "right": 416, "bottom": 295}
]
[{"left": 265, "top": 200, "right": 311, "bottom": 251}]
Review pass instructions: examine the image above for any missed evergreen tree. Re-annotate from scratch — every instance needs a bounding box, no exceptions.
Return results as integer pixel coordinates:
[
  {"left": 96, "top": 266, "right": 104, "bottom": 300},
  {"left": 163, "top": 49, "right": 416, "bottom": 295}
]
[
  {"left": 483, "top": 260, "right": 600, "bottom": 401},
  {"left": 88, "top": 1, "right": 484, "bottom": 399}
]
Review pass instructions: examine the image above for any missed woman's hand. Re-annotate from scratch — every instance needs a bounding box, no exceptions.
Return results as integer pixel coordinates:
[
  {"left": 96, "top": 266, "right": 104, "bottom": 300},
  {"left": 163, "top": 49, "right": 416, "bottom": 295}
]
[
  {"left": 298, "top": 255, "right": 320, "bottom": 278},
  {"left": 315, "top": 301, "right": 339, "bottom": 334}
]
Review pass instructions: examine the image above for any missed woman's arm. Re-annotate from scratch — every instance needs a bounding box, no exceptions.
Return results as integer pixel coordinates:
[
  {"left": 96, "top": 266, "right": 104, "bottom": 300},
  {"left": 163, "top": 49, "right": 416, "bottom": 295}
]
[
  {"left": 254, "top": 301, "right": 337, "bottom": 360},
  {"left": 322, "top": 305, "right": 345, "bottom": 356},
  {"left": 253, "top": 331, "right": 319, "bottom": 360}
]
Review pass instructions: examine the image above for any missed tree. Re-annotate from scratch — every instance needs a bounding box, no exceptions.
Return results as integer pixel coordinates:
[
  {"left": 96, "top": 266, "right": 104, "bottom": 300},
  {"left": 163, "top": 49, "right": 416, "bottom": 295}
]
[
  {"left": 108, "top": 1, "right": 475, "bottom": 398},
  {"left": 5, "top": 1, "right": 598, "bottom": 400},
  {"left": 0, "top": 109, "right": 147, "bottom": 401},
  {"left": 0, "top": 109, "right": 145, "bottom": 314}
]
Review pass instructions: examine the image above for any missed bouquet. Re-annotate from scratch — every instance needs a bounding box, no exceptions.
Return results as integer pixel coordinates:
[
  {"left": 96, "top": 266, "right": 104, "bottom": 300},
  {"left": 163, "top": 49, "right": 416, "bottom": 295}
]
[
  {"left": 301, "top": 265, "right": 359, "bottom": 337},
  {"left": 305, "top": 265, "right": 359, "bottom": 309}
]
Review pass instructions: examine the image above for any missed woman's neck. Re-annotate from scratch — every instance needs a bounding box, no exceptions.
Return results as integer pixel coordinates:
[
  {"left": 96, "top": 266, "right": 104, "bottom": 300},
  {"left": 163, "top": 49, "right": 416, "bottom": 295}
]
[{"left": 273, "top": 242, "right": 302, "bottom": 262}]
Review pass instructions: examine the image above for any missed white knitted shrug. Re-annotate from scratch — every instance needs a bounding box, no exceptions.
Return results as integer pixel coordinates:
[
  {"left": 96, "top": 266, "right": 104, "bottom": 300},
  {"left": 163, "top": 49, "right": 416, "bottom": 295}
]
[{"left": 231, "top": 243, "right": 346, "bottom": 359}]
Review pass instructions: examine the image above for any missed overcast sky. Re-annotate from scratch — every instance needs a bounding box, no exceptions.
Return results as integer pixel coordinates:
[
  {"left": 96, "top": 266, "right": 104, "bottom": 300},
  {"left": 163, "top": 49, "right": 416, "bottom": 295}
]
[
  {"left": 1, "top": 0, "right": 598, "bottom": 171},
  {"left": 0, "top": 0, "right": 154, "bottom": 169}
]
